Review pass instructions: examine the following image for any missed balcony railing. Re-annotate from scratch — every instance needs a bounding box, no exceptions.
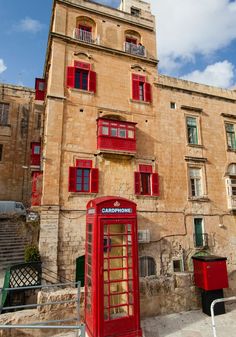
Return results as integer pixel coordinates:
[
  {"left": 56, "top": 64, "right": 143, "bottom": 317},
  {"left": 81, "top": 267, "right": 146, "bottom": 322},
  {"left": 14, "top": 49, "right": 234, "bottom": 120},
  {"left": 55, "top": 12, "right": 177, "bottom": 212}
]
[
  {"left": 73, "top": 28, "right": 99, "bottom": 44},
  {"left": 193, "top": 233, "right": 209, "bottom": 248},
  {"left": 124, "top": 42, "right": 146, "bottom": 57}
]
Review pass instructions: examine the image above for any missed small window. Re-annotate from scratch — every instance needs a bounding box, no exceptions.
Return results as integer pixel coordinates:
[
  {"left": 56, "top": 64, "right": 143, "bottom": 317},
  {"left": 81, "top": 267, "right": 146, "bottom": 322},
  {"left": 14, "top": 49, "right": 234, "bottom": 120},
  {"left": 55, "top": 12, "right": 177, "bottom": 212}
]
[
  {"left": 173, "top": 258, "right": 184, "bottom": 273},
  {"left": 131, "top": 7, "right": 141, "bottom": 17},
  {"left": 194, "top": 218, "right": 205, "bottom": 247},
  {"left": 0, "top": 103, "right": 9, "bottom": 126},
  {"left": 189, "top": 167, "right": 202, "bottom": 197},
  {"left": 225, "top": 123, "right": 236, "bottom": 150},
  {"left": 69, "top": 160, "right": 99, "bottom": 193},
  {"left": 67, "top": 62, "right": 96, "bottom": 93},
  {"left": 132, "top": 74, "right": 151, "bottom": 103},
  {"left": 170, "top": 102, "right": 176, "bottom": 109},
  {"left": 186, "top": 116, "right": 198, "bottom": 144},
  {"left": 134, "top": 165, "right": 159, "bottom": 196},
  {"left": 139, "top": 256, "right": 156, "bottom": 277},
  {"left": 0, "top": 144, "right": 3, "bottom": 161}
]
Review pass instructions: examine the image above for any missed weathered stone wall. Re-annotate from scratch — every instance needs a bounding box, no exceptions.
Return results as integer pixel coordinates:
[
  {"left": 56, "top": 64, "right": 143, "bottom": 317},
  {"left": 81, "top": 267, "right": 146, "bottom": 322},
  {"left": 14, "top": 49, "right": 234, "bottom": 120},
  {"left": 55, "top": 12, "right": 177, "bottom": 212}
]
[
  {"left": 0, "top": 288, "right": 84, "bottom": 337},
  {"left": 0, "top": 84, "right": 42, "bottom": 205},
  {"left": 140, "top": 273, "right": 201, "bottom": 317}
]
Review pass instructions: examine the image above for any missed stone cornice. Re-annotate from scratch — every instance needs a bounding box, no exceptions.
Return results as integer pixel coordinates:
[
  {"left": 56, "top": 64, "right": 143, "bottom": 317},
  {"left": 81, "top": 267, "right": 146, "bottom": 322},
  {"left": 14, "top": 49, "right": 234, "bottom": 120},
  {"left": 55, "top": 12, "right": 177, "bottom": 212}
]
[{"left": 56, "top": 0, "right": 155, "bottom": 31}]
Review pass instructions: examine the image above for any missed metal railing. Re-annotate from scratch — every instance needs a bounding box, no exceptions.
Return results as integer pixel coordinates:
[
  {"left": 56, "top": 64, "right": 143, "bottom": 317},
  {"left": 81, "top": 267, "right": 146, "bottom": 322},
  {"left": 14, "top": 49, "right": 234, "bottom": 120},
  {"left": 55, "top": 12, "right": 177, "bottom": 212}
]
[
  {"left": 0, "top": 281, "right": 85, "bottom": 337},
  {"left": 211, "top": 296, "right": 236, "bottom": 337},
  {"left": 124, "top": 42, "right": 146, "bottom": 57},
  {"left": 193, "top": 233, "right": 209, "bottom": 248},
  {"left": 73, "top": 28, "right": 99, "bottom": 44}
]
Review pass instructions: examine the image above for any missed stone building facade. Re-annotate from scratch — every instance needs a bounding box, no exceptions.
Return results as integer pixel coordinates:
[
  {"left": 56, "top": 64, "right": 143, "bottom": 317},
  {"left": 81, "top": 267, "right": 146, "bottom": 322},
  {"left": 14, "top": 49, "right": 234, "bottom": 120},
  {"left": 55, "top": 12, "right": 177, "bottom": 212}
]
[
  {"left": 38, "top": 0, "right": 236, "bottom": 315},
  {"left": 0, "top": 84, "right": 42, "bottom": 205}
]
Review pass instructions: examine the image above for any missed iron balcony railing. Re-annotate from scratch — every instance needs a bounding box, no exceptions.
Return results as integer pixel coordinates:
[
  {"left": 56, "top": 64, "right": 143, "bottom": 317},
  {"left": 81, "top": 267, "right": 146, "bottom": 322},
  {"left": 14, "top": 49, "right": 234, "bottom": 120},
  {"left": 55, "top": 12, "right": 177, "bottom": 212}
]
[
  {"left": 124, "top": 42, "right": 146, "bottom": 57},
  {"left": 193, "top": 233, "right": 209, "bottom": 248},
  {"left": 73, "top": 28, "right": 99, "bottom": 44},
  {"left": 0, "top": 281, "right": 85, "bottom": 337}
]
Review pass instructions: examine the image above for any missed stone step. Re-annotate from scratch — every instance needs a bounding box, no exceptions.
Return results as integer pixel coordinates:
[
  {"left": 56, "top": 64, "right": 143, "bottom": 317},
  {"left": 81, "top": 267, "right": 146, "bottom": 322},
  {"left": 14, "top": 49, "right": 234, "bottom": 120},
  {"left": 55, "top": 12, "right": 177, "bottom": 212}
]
[
  {"left": 0, "top": 259, "right": 25, "bottom": 270},
  {"left": 0, "top": 244, "right": 26, "bottom": 251},
  {"left": 0, "top": 251, "right": 25, "bottom": 258}
]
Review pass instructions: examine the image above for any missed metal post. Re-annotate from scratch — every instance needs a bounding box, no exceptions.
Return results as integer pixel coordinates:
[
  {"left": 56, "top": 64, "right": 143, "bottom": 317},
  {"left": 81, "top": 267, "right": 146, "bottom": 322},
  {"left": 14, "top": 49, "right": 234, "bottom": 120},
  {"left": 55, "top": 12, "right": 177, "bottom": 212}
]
[
  {"left": 76, "top": 281, "right": 81, "bottom": 337},
  {"left": 210, "top": 296, "right": 236, "bottom": 337}
]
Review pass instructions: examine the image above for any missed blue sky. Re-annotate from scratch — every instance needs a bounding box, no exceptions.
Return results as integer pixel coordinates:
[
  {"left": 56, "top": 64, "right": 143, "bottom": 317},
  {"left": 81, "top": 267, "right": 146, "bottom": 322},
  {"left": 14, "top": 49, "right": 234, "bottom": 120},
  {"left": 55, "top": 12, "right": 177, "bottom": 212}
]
[{"left": 0, "top": 0, "right": 236, "bottom": 89}]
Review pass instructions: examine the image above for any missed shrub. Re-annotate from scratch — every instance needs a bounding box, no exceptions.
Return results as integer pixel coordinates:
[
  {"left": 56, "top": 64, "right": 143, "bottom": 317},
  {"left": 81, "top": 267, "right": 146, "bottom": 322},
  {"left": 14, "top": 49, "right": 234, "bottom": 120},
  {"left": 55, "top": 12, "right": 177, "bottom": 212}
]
[{"left": 24, "top": 244, "right": 41, "bottom": 263}]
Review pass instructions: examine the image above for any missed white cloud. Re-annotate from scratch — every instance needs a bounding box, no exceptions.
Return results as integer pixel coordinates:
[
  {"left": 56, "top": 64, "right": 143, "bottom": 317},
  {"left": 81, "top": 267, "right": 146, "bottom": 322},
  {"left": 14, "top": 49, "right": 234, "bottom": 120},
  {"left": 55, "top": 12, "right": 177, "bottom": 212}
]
[
  {"left": 181, "top": 61, "right": 235, "bottom": 88},
  {"left": 14, "top": 17, "right": 44, "bottom": 33},
  {"left": 151, "top": 0, "right": 236, "bottom": 73},
  {"left": 0, "top": 59, "right": 7, "bottom": 74}
]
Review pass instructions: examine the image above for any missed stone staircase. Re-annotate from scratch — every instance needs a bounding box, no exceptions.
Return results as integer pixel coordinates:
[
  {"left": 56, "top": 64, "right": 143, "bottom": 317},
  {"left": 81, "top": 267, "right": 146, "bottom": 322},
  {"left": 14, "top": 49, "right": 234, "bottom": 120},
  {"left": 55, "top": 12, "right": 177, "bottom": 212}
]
[{"left": 0, "top": 220, "right": 28, "bottom": 271}]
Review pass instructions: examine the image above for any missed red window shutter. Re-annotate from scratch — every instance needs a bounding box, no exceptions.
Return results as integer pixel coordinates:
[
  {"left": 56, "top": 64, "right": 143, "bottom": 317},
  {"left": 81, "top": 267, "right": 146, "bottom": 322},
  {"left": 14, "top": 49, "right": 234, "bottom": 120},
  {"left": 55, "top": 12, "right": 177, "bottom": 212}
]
[
  {"left": 132, "top": 76, "right": 139, "bottom": 100},
  {"left": 74, "top": 61, "right": 91, "bottom": 70},
  {"left": 76, "top": 159, "right": 92, "bottom": 168},
  {"left": 67, "top": 67, "right": 75, "bottom": 88},
  {"left": 91, "top": 168, "right": 99, "bottom": 193},
  {"left": 35, "top": 78, "right": 45, "bottom": 101},
  {"left": 134, "top": 172, "right": 141, "bottom": 194},
  {"left": 145, "top": 82, "right": 152, "bottom": 103},
  {"left": 89, "top": 71, "right": 96, "bottom": 93},
  {"left": 152, "top": 173, "right": 159, "bottom": 196},
  {"left": 139, "top": 164, "right": 153, "bottom": 173},
  {"left": 69, "top": 167, "right": 77, "bottom": 192}
]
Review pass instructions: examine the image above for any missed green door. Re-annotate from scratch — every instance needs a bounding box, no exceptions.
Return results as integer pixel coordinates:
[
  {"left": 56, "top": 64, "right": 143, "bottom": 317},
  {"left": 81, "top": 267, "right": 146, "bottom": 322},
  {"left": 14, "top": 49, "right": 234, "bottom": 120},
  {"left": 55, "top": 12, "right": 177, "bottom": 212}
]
[
  {"left": 194, "top": 218, "right": 203, "bottom": 247},
  {"left": 76, "top": 255, "right": 85, "bottom": 287}
]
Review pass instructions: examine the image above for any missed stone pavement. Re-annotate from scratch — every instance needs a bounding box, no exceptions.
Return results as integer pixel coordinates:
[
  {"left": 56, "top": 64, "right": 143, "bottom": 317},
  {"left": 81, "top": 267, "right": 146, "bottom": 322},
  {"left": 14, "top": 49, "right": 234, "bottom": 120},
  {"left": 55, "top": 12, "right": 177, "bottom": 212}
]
[{"left": 52, "top": 303, "right": 236, "bottom": 337}]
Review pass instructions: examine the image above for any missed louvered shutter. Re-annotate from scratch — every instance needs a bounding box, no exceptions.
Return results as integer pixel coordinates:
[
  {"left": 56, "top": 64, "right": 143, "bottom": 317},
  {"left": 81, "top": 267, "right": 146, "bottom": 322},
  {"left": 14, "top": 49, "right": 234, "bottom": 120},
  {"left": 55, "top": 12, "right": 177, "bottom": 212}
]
[
  {"left": 67, "top": 67, "right": 75, "bottom": 88},
  {"left": 132, "top": 75, "right": 140, "bottom": 100},
  {"left": 91, "top": 168, "right": 99, "bottom": 193},
  {"left": 69, "top": 167, "right": 77, "bottom": 192},
  {"left": 145, "top": 82, "right": 152, "bottom": 103},
  {"left": 89, "top": 71, "right": 96, "bottom": 93},
  {"left": 152, "top": 173, "right": 159, "bottom": 196},
  {"left": 134, "top": 172, "right": 141, "bottom": 194}
]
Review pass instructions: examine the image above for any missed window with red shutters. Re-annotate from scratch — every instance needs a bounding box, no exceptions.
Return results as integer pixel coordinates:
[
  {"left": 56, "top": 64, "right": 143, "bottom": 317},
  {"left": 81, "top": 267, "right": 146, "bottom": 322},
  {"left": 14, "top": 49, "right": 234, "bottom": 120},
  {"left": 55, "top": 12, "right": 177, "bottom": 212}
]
[
  {"left": 31, "top": 142, "right": 41, "bottom": 166},
  {"left": 69, "top": 160, "right": 99, "bottom": 193},
  {"left": 35, "top": 78, "right": 46, "bottom": 101},
  {"left": 66, "top": 62, "right": 96, "bottom": 93},
  {"left": 132, "top": 74, "right": 152, "bottom": 103},
  {"left": 134, "top": 165, "right": 159, "bottom": 196}
]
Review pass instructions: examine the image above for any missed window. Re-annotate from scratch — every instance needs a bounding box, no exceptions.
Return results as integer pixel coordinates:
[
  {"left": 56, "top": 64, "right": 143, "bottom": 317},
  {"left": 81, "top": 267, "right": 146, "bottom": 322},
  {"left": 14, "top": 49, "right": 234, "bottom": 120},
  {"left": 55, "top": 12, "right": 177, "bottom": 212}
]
[
  {"left": 189, "top": 167, "right": 202, "bottom": 198},
  {"left": 97, "top": 118, "right": 136, "bottom": 153},
  {"left": 194, "top": 218, "right": 206, "bottom": 247},
  {"left": 78, "top": 24, "right": 92, "bottom": 43},
  {"left": 225, "top": 123, "right": 236, "bottom": 150},
  {"left": 170, "top": 102, "right": 176, "bottom": 109},
  {"left": 186, "top": 116, "right": 198, "bottom": 144},
  {"left": 132, "top": 74, "right": 151, "bottom": 103},
  {"left": 131, "top": 7, "right": 141, "bottom": 17},
  {"left": 67, "top": 61, "right": 96, "bottom": 93},
  {"left": 31, "top": 142, "right": 41, "bottom": 166},
  {"left": 0, "top": 144, "right": 2, "bottom": 161},
  {"left": 69, "top": 159, "right": 99, "bottom": 193},
  {"left": 35, "top": 78, "right": 45, "bottom": 101},
  {"left": 134, "top": 164, "right": 159, "bottom": 196},
  {"left": 139, "top": 257, "right": 156, "bottom": 277},
  {"left": 0, "top": 103, "right": 9, "bottom": 126},
  {"left": 226, "top": 164, "right": 236, "bottom": 210},
  {"left": 173, "top": 258, "right": 184, "bottom": 273}
]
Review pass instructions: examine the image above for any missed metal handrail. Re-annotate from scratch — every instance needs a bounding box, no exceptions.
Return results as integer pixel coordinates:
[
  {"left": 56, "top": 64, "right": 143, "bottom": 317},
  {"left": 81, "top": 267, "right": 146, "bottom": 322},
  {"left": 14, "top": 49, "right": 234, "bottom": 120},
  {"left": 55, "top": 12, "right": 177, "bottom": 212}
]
[
  {"left": 210, "top": 296, "right": 236, "bottom": 337},
  {"left": 0, "top": 281, "right": 85, "bottom": 337}
]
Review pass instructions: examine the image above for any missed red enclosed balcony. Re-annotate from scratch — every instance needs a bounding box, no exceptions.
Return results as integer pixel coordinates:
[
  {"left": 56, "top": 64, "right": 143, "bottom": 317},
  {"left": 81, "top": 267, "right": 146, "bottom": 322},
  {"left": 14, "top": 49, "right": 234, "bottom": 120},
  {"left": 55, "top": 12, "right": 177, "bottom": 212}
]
[
  {"left": 31, "top": 142, "right": 41, "bottom": 167},
  {"left": 97, "top": 118, "right": 136, "bottom": 155}
]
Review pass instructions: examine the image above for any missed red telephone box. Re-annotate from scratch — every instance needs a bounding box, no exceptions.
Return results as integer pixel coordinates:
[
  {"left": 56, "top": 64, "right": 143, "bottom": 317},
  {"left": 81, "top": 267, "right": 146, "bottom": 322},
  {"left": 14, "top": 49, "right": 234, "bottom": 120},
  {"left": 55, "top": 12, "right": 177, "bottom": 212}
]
[{"left": 85, "top": 197, "right": 142, "bottom": 337}]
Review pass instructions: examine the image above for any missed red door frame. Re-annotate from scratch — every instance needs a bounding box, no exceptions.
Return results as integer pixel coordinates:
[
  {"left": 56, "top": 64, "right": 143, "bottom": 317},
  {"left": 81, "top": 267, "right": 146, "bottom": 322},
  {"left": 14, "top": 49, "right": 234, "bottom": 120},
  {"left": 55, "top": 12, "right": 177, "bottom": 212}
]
[{"left": 85, "top": 197, "right": 142, "bottom": 337}]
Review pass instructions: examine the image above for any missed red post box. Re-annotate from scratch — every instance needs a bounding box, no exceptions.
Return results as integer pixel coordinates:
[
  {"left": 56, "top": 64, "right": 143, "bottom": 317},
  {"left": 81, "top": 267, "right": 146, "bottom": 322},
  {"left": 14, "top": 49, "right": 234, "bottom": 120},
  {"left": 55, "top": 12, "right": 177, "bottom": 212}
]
[{"left": 192, "top": 255, "right": 228, "bottom": 291}]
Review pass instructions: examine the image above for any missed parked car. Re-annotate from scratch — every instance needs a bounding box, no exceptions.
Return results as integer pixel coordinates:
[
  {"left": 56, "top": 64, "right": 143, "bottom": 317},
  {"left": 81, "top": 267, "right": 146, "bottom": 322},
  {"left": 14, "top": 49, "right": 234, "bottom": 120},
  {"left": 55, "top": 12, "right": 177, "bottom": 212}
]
[{"left": 0, "top": 201, "right": 27, "bottom": 219}]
